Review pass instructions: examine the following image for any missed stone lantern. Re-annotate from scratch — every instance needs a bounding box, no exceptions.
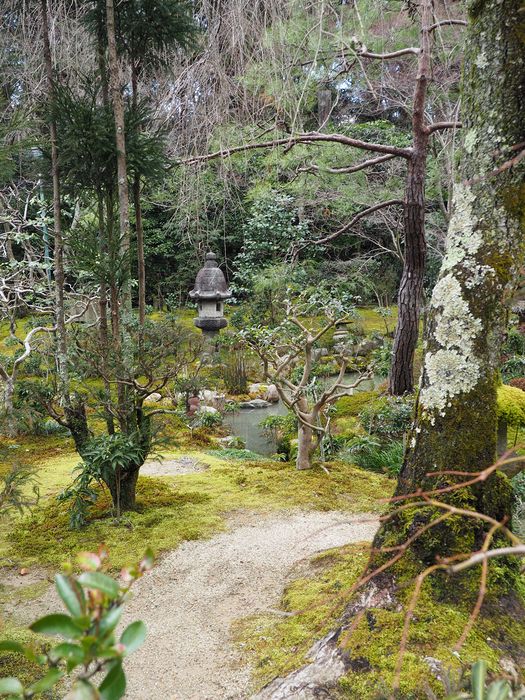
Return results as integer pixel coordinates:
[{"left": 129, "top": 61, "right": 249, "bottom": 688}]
[{"left": 190, "top": 252, "right": 231, "bottom": 339}]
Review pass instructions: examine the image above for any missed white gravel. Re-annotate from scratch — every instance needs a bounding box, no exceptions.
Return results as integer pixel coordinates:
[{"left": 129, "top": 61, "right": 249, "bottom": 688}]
[
  {"left": 122, "top": 510, "right": 378, "bottom": 700},
  {"left": 140, "top": 457, "right": 209, "bottom": 477}
]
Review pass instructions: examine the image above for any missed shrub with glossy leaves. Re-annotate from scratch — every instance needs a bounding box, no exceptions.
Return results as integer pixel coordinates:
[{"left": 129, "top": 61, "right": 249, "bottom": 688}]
[{"left": 0, "top": 547, "right": 152, "bottom": 700}]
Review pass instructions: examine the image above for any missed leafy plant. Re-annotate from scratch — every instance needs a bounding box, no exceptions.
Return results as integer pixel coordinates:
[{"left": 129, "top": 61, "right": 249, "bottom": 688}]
[
  {"left": 0, "top": 462, "right": 39, "bottom": 517},
  {"left": 196, "top": 410, "right": 223, "bottom": 429},
  {"left": 445, "top": 660, "right": 520, "bottom": 699},
  {"left": 341, "top": 436, "right": 404, "bottom": 476},
  {"left": 359, "top": 395, "right": 413, "bottom": 441},
  {"left": 0, "top": 547, "right": 153, "bottom": 700},
  {"left": 59, "top": 433, "right": 146, "bottom": 528}
]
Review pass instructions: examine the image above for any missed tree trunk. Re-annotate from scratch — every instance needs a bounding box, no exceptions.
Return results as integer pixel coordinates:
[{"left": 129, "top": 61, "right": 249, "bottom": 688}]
[
  {"left": 131, "top": 67, "right": 146, "bottom": 328},
  {"left": 133, "top": 174, "right": 146, "bottom": 327},
  {"left": 388, "top": 0, "right": 432, "bottom": 396},
  {"left": 378, "top": 0, "right": 525, "bottom": 558},
  {"left": 104, "top": 466, "right": 140, "bottom": 513},
  {"left": 2, "top": 376, "right": 16, "bottom": 437},
  {"left": 40, "top": 0, "right": 70, "bottom": 408},
  {"left": 105, "top": 0, "right": 131, "bottom": 314},
  {"left": 296, "top": 421, "right": 314, "bottom": 470}
]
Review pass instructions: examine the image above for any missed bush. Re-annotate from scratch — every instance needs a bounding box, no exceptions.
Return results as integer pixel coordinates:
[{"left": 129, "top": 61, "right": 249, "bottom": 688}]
[
  {"left": 359, "top": 395, "right": 413, "bottom": 441},
  {"left": 503, "top": 328, "right": 525, "bottom": 356},
  {"left": 502, "top": 356, "right": 525, "bottom": 382},
  {"left": 196, "top": 410, "right": 223, "bottom": 429},
  {"left": 340, "top": 436, "right": 404, "bottom": 476}
]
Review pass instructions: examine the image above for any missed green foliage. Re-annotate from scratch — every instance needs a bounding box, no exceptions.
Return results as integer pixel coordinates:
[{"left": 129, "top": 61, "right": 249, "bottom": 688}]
[
  {"left": 497, "top": 385, "right": 525, "bottom": 427},
  {"left": 0, "top": 462, "right": 39, "bottom": 518},
  {"left": 231, "top": 193, "right": 309, "bottom": 298},
  {"left": 0, "top": 548, "right": 152, "bottom": 699},
  {"left": 359, "top": 395, "right": 414, "bottom": 441},
  {"left": 445, "top": 659, "right": 520, "bottom": 699},
  {"left": 52, "top": 77, "right": 166, "bottom": 195},
  {"left": 341, "top": 436, "right": 404, "bottom": 476},
  {"left": 209, "top": 448, "right": 264, "bottom": 461},
  {"left": 59, "top": 433, "right": 146, "bottom": 528},
  {"left": 503, "top": 329, "right": 525, "bottom": 356},
  {"left": 195, "top": 410, "right": 223, "bottom": 429}
]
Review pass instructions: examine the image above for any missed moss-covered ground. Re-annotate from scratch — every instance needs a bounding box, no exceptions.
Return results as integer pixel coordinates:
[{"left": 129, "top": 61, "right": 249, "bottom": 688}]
[
  {"left": 236, "top": 543, "right": 525, "bottom": 699},
  {"left": 0, "top": 422, "right": 392, "bottom": 689}
]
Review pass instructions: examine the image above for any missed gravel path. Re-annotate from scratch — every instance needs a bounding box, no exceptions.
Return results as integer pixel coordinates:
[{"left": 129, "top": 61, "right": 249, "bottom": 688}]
[
  {"left": 122, "top": 510, "right": 378, "bottom": 700},
  {"left": 141, "top": 456, "right": 209, "bottom": 476}
]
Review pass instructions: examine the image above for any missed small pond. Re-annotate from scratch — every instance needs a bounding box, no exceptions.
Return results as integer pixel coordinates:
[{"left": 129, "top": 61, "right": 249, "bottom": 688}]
[{"left": 226, "top": 372, "right": 379, "bottom": 456}]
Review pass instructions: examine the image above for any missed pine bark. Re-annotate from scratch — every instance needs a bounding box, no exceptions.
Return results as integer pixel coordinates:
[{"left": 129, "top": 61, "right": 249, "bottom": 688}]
[{"left": 388, "top": 0, "right": 432, "bottom": 395}]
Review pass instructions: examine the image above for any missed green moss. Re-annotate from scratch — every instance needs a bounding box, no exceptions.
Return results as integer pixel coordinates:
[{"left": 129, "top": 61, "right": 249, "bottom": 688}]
[
  {"left": 4, "top": 456, "right": 392, "bottom": 570},
  {"left": 336, "top": 390, "right": 381, "bottom": 418},
  {"left": 238, "top": 543, "right": 525, "bottom": 700},
  {"left": 497, "top": 384, "right": 525, "bottom": 427},
  {"left": 357, "top": 307, "right": 397, "bottom": 334},
  {"left": 235, "top": 543, "right": 370, "bottom": 688},
  {"left": 0, "top": 621, "right": 53, "bottom": 690}
]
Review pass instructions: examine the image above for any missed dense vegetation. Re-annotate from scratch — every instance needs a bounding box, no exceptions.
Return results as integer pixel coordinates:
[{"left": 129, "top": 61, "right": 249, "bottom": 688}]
[{"left": 1, "top": 0, "right": 524, "bottom": 698}]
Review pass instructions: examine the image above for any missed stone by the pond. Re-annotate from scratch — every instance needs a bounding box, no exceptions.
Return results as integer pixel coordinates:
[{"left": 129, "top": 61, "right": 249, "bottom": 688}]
[
  {"left": 198, "top": 405, "right": 219, "bottom": 414},
  {"left": 264, "top": 384, "right": 279, "bottom": 403},
  {"left": 146, "top": 392, "right": 163, "bottom": 403},
  {"left": 248, "top": 383, "right": 268, "bottom": 397},
  {"left": 239, "top": 399, "right": 272, "bottom": 409}
]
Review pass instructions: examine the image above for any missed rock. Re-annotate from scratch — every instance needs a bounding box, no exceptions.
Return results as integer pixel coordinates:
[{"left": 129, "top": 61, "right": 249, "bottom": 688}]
[
  {"left": 146, "top": 392, "right": 162, "bottom": 403},
  {"left": 248, "top": 383, "right": 268, "bottom": 397},
  {"left": 239, "top": 399, "right": 271, "bottom": 409},
  {"left": 264, "top": 384, "right": 279, "bottom": 403},
  {"left": 188, "top": 396, "right": 200, "bottom": 415},
  {"left": 19, "top": 568, "right": 29, "bottom": 576},
  {"left": 200, "top": 389, "right": 226, "bottom": 410},
  {"left": 500, "top": 657, "right": 519, "bottom": 683},
  {"left": 198, "top": 405, "right": 219, "bottom": 414},
  {"left": 423, "top": 657, "right": 445, "bottom": 681}
]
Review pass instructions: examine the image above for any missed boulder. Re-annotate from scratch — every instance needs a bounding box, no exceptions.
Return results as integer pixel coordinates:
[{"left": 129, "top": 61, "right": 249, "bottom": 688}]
[
  {"left": 264, "top": 384, "right": 280, "bottom": 403},
  {"left": 146, "top": 392, "right": 162, "bottom": 403},
  {"left": 188, "top": 396, "right": 200, "bottom": 415},
  {"left": 248, "top": 383, "right": 268, "bottom": 397},
  {"left": 239, "top": 399, "right": 271, "bottom": 409},
  {"left": 198, "top": 405, "right": 219, "bottom": 414}
]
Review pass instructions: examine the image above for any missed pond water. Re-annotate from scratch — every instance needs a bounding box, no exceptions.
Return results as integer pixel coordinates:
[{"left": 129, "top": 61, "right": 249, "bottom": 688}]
[{"left": 225, "top": 373, "right": 379, "bottom": 456}]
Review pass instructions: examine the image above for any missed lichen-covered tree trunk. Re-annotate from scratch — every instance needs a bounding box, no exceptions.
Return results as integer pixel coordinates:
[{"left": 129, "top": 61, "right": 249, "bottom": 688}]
[{"left": 379, "top": 0, "right": 525, "bottom": 553}]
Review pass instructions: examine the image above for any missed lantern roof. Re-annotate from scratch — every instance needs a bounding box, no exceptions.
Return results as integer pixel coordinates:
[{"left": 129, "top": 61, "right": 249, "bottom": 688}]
[{"left": 190, "top": 252, "right": 232, "bottom": 301}]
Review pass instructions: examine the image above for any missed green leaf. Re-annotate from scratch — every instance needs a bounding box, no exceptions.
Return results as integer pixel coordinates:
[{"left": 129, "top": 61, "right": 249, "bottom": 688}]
[
  {"left": 99, "top": 606, "right": 122, "bottom": 636},
  {"left": 64, "top": 679, "right": 100, "bottom": 700},
  {"left": 471, "top": 660, "right": 488, "bottom": 700},
  {"left": 486, "top": 680, "right": 511, "bottom": 700},
  {"left": 99, "top": 661, "right": 126, "bottom": 700},
  {"left": 0, "top": 678, "right": 23, "bottom": 696},
  {"left": 28, "top": 668, "right": 63, "bottom": 694},
  {"left": 55, "top": 574, "right": 84, "bottom": 617},
  {"left": 50, "top": 642, "right": 84, "bottom": 666},
  {"left": 120, "top": 621, "right": 146, "bottom": 656},
  {"left": 78, "top": 572, "right": 120, "bottom": 598},
  {"left": 30, "top": 613, "right": 82, "bottom": 638}
]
